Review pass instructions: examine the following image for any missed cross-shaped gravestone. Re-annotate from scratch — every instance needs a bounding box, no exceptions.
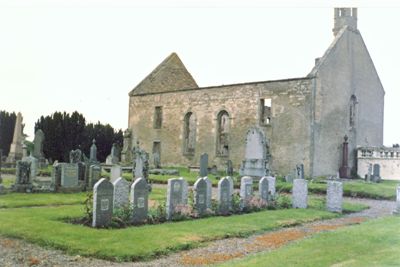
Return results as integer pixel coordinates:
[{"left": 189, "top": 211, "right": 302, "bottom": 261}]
[
  {"left": 113, "top": 177, "right": 130, "bottom": 210},
  {"left": 217, "top": 177, "right": 232, "bottom": 215},
  {"left": 131, "top": 177, "right": 149, "bottom": 223},
  {"left": 92, "top": 178, "right": 114, "bottom": 227}
]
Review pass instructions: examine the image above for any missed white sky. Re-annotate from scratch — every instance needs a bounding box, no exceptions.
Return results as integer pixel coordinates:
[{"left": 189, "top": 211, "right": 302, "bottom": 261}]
[{"left": 0, "top": 0, "right": 399, "bottom": 146}]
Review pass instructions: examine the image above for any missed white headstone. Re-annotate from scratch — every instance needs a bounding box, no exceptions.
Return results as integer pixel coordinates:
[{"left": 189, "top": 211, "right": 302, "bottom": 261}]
[
  {"left": 113, "top": 177, "right": 130, "bottom": 210},
  {"left": 110, "top": 165, "right": 122, "bottom": 182},
  {"left": 292, "top": 179, "right": 308, "bottom": 209},
  {"left": 326, "top": 180, "right": 343, "bottom": 213}
]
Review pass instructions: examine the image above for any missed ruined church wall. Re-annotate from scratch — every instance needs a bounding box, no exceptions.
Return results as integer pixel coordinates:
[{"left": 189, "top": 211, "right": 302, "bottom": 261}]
[
  {"left": 312, "top": 29, "right": 384, "bottom": 177},
  {"left": 128, "top": 78, "right": 313, "bottom": 175}
]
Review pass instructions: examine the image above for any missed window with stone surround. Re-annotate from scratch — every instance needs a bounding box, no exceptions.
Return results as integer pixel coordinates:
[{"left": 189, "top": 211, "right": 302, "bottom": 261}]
[
  {"left": 260, "top": 98, "right": 271, "bottom": 125},
  {"left": 183, "top": 112, "right": 196, "bottom": 155},
  {"left": 216, "top": 110, "right": 229, "bottom": 157},
  {"left": 153, "top": 106, "right": 162, "bottom": 129}
]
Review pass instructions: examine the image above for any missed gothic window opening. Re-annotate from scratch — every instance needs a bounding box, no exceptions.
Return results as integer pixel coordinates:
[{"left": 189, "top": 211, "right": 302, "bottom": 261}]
[
  {"left": 349, "top": 95, "right": 357, "bottom": 127},
  {"left": 183, "top": 112, "right": 196, "bottom": 155},
  {"left": 260, "top": 98, "right": 272, "bottom": 125},
  {"left": 216, "top": 110, "right": 230, "bottom": 157},
  {"left": 154, "top": 106, "right": 162, "bottom": 129}
]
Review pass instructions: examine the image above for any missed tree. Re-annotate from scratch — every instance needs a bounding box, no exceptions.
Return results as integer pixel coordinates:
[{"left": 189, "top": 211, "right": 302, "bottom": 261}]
[{"left": 0, "top": 111, "right": 16, "bottom": 156}]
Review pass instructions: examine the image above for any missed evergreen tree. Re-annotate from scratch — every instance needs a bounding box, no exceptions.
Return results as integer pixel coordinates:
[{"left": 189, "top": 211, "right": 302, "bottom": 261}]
[{"left": 0, "top": 111, "right": 17, "bottom": 156}]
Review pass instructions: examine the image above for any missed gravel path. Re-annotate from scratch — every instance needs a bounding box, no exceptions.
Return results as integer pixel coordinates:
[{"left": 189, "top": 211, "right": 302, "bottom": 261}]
[{"left": 0, "top": 197, "right": 396, "bottom": 267}]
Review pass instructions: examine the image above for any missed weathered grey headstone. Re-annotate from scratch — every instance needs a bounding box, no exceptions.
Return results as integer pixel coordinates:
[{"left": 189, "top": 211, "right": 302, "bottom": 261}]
[
  {"left": 134, "top": 156, "right": 144, "bottom": 178},
  {"left": 61, "top": 163, "right": 79, "bottom": 187},
  {"left": 22, "top": 144, "right": 28, "bottom": 159},
  {"left": 194, "top": 177, "right": 209, "bottom": 216},
  {"left": 131, "top": 177, "right": 149, "bottom": 223},
  {"left": 203, "top": 176, "right": 212, "bottom": 209},
  {"left": 24, "top": 155, "right": 38, "bottom": 180},
  {"left": 121, "top": 129, "right": 133, "bottom": 163},
  {"left": 88, "top": 164, "right": 101, "bottom": 189},
  {"left": 13, "top": 160, "right": 33, "bottom": 192},
  {"left": 285, "top": 173, "right": 294, "bottom": 183},
  {"left": 113, "top": 177, "right": 130, "bottom": 210},
  {"left": 365, "top": 164, "right": 372, "bottom": 182},
  {"left": 33, "top": 129, "right": 45, "bottom": 159},
  {"left": 92, "top": 178, "right": 114, "bottom": 227},
  {"left": 296, "top": 163, "right": 305, "bottom": 179},
  {"left": 110, "top": 165, "right": 122, "bottom": 182},
  {"left": 166, "top": 178, "right": 188, "bottom": 220},
  {"left": 226, "top": 160, "right": 233, "bottom": 176},
  {"left": 89, "top": 139, "right": 98, "bottom": 163},
  {"left": 69, "top": 149, "right": 82, "bottom": 164},
  {"left": 227, "top": 176, "right": 234, "bottom": 193},
  {"left": 77, "top": 162, "right": 86, "bottom": 181},
  {"left": 266, "top": 176, "right": 276, "bottom": 198},
  {"left": 240, "top": 176, "right": 253, "bottom": 209},
  {"left": 51, "top": 162, "right": 62, "bottom": 191},
  {"left": 258, "top": 177, "right": 269, "bottom": 202},
  {"left": 217, "top": 177, "right": 232, "bottom": 215},
  {"left": 372, "top": 164, "right": 381, "bottom": 183},
  {"left": 326, "top": 180, "right": 343, "bottom": 213},
  {"left": 292, "top": 179, "right": 308, "bottom": 209},
  {"left": 199, "top": 153, "right": 208, "bottom": 177},
  {"left": 106, "top": 143, "right": 119, "bottom": 164},
  {"left": 393, "top": 186, "right": 400, "bottom": 215}
]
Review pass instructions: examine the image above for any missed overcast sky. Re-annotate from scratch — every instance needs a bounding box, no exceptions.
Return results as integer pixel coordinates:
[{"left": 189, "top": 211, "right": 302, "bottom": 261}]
[{"left": 0, "top": 0, "right": 399, "bottom": 146}]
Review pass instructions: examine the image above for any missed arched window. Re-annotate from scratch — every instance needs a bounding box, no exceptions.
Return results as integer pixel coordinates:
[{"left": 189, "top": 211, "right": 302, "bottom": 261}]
[
  {"left": 216, "top": 110, "right": 229, "bottom": 157},
  {"left": 350, "top": 95, "right": 357, "bottom": 127},
  {"left": 183, "top": 112, "right": 196, "bottom": 155}
]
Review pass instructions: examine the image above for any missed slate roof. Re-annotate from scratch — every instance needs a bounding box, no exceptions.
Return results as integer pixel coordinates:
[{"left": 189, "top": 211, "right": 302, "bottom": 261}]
[{"left": 129, "top": 53, "right": 198, "bottom": 96}]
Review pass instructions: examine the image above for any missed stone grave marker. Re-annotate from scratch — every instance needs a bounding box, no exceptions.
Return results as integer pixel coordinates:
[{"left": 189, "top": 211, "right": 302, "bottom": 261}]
[
  {"left": 69, "top": 149, "right": 82, "bottom": 164},
  {"left": 51, "top": 162, "right": 62, "bottom": 191},
  {"left": 292, "top": 179, "right": 308, "bottom": 209},
  {"left": 110, "top": 165, "right": 122, "bottom": 182},
  {"left": 217, "top": 177, "right": 232, "bottom": 215},
  {"left": 13, "top": 160, "right": 33, "bottom": 192},
  {"left": 166, "top": 178, "right": 188, "bottom": 220},
  {"left": 393, "top": 186, "right": 400, "bottom": 215},
  {"left": 89, "top": 139, "right": 98, "bottom": 163},
  {"left": 88, "top": 165, "right": 101, "bottom": 189},
  {"left": 113, "top": 177, "right": 130, "bottom": 210},
  {"left": 199, "top": 153, "right": 208, "bottom": 177},
  {"left": 226, "top": 160, "right": 233, "bottom": 176},
  {"left": 227, "top": 176, "right": 234, "bottom": 193},
  {"left": 296, "top": 163, "right": 305, "bottom": 179},
  {"left": 24, "top": 155, "right": 38, "bottom": 180},
  {"left": 131, "top": 177, "right": 149, "bottom": 223},
  {"left": 194, "top": 177, "right": 209, "bottom": 216},
  {"left": 61, "top": 163, "right": 79, "bottom": 187},
  {"left": 372, "top": 164, "right": 381, "bottom": 183},
  {"left": 266, "top": 176, "right": 276, "bottom": 198},
  {"left": 365, "top": 164, "right": 372, "bottom": 182},
  {"left": 92, "top": 178, "right": 114, "bottom": 227},
  {"left": 203, "top": 176, "right": 212, "bottom": 209},
  {"left": 326, "top": 180, "right": 343, "bottom": 213},
  {"left": 258, "top": 177, "right": 269, "bottom": 202},
  {"left": 240, "top": 176, "right": 253, "bottom": 209}
]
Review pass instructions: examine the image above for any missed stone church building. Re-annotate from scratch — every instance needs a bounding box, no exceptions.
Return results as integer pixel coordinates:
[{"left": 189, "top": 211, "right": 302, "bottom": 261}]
[{"left": 127, "top": 8, "right": 384, "bottom": 177}]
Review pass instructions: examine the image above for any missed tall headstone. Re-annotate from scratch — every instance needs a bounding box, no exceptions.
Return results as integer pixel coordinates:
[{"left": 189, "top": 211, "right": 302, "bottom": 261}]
[
  {"left": 7, "top": 112, "right": 23, "bottom": 162},
  {"left": 89, "top": 139, "right": 98, "bottom": 163},
  {"left": 110, "top": 165, "right": 122, "bottom": 182},
  {"left": 194, "top": 177, "right": 209, "bottom": 216},
  {"left": 203, "top": 176, "right": 212, "bottom": 209},
  {"left": 258, "top": 177, "right": 269, "bottom": 202},
  {"left": 61, "top": 163, "right": 79, "bottom": 187},
  {"left": 92, "top": 178, "right": 114, "bottom": 227},
  {"left": 131, "top": 177, "right": 149, "bottom": 223},
  {"left": 226, "top": 160, "right": 233, "bottom": 176},
  {"left": 371, "top": 164, "right": 381, "bottom": 183},
  {"left": 25, "top": 155, "right": 38, "bottom": 180},
  {"left": 13, "top": 160, "right": 32, "bottom": 192},
  {"left": 88, "top": 164, "right": 101, "bottom": 189},
  {"left": 106, "top": 143, "right": 119, "bottom": 164},
  {"left": 199, "top": 153, "right": 208, "bottom": 177},
  {"left": 33, "top": 129, "right": 45, "bottom": 162},
  {"left": 121, "top": 129, "right": 133, "bottom": 163},
  {"left": 339, "top": 135, "right": 350, "bottom": 178},
  {"left": 240, "top": 176, "right": 253, "bottom": 209},
  {"left": 166, "top": 178, "right": 188, "bottom": 220},
  {"left": 292, "top": 179, "right": 308, "bottom": 209},
  {"left": 393, "top": 186, "right": 400, "bottom": 215},
  {"left": 51, "top": 162, "right": 62, "bottom": 191},
  {"left": 239, "top": 127, "right": 269, "bottom": 178},
  {"left": 134, "top": 150, "right": 149, "bottom": 181},
  {"left": 217, "top": 177, "right": 232, "bottom": 215},
  {"left": 227, "top": 176, "right": 234, "bottom": 193},
  {"left": 326, "top": 180, "right": 343, "bottom": 213},
  {"left": 266, "top": 176, "right": 276, "bottom": 199},
  {"left": 113, "top": 177, "right": 130, "bottom": 210}
]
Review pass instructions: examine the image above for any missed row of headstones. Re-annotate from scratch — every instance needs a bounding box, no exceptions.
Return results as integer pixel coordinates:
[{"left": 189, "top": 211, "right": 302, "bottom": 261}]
[
  {"left": 92, "top": 175, "right": 277, "bottom": 227},
  {"left": 365, "top": 163, "right": 382, "bottom": 183}
]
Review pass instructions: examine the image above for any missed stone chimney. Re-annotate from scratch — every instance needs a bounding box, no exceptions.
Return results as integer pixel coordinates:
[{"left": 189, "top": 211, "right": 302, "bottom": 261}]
[{"left": 333, "top": 8, "right": 357, "bottom": 36}]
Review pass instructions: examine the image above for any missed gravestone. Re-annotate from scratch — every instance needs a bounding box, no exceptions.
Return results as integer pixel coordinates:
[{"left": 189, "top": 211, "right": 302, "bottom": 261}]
[
  {"left": 227, "top": 176, "right": 234, "bottom": 194},
  {"left": 6, "top": 112, "right": 23, "bottom": 163},
  {"left": 77, "top": 162, "right": 86, "bottom": 182},
  {"left": 33, "top": 129, "right": 45, "bottom": 163},
  {"left": 113, "top": 177, "right": 130, "bottom": 210},
  {"left": 166, "top": 178, "right": 188, "bottom": 220},
  {"left": 285, "top": 173, "right": 294, "bottom": 183},
  {"left": 61, "top": 163, "right": 79, "bottom": 187},
  {"left": 13, "top": 160, "right": 33, "bottom": 192},
  {"left": 365, "top": 164, "right": 372, "bottom": 182},
  {"left": 217, "top": 177, "right": 232, "bottom": 215},
  {"left": 92, "top": 178, "right": 114, "bottom": 227},
  {"left": 69, "top": 149, "right": 82, "bottom": 164},
  {"left": 22, "top": 144, "right": 28, "bottom": 159},
  {"left": 326, "top": 180, "right": 343, "bottom": 213},
  {"left": 89, "top": 139, "right": 98, "bottom": 163},
  {"left": 106, "top": 143, "right": 119, "bottom": 164},
  {"left": 199, "top": 153, "right": 208, "bottom": 177},
  {"left": 292, "top": 179, "right": 308, "bottom": 209},
  {"left": 266, "top": 176, "right": 276, "bottom": 199},
  {"left": 393, "top": 186, "right": 400, "bottom": 215},
  {"left": 121, "top": 129, "right": 133, "bottom": 163},
  {"left": 134, "top": 150, "right": 149, "bottom": 181},
  {"left": 110, "top": 165, "right": 122, "bottom": 182},
  {"left": 203, "top": 176, "right": 212, "bottom": 209},
  {"left": 24, "top": 155, "right": 38, "bottom": 180},
  {"left": 239, "top": 127, "right": 269, "bottom": 178},
  {"left": 131, "top": 177, "right": 149, "bottom": 223},
  {"left": 295, "top": 164, "right": 305, "bottom": 179},
  {"left": 88, "top": 164, "right": 101, "bottom": 189},
  {"left": 51, "top": 162, "right": 62, "bottom": 191},
  {"left": 240, "top": 176, "right": 253, "bottom": 209},
  {"left": 226, "top": 160, "right": 233, "bottom": 176},
  {"left": 194, "top": 177, "right": 209, "bottom": 216},
  {"left": 258, "top": 177, "right": 269, "bottom": 202},
  {"left": 371, "top": 164, "right": 381, "bottom": 183}
]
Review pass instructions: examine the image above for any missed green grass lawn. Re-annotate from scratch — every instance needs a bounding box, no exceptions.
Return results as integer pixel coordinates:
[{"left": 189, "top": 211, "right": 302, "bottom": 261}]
[
  {"left": 0, "top": 192, "right": 87, "bottom": 208},
  {"left": 219, "top": 216, "right": 400, "bottom": 267}
]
